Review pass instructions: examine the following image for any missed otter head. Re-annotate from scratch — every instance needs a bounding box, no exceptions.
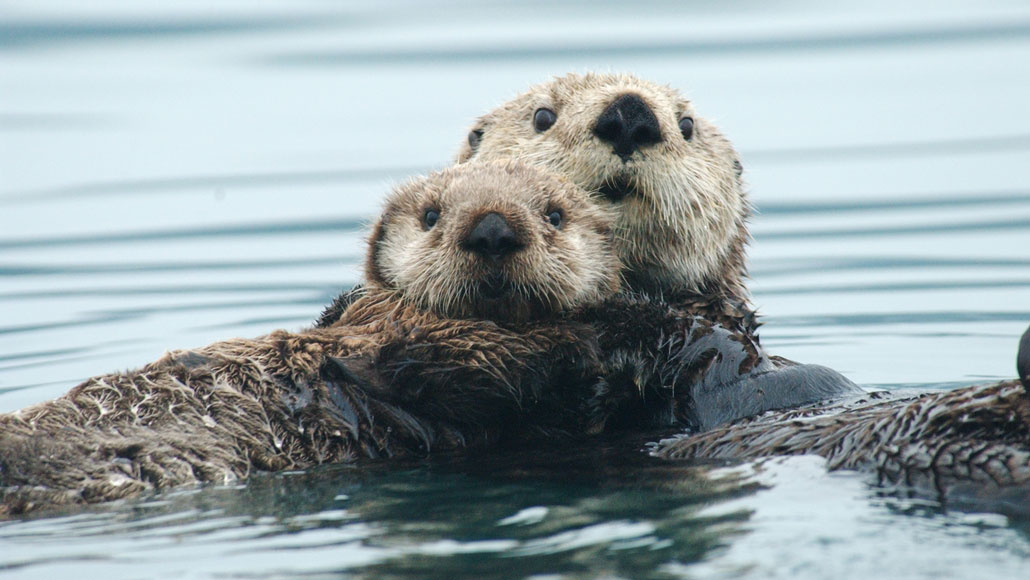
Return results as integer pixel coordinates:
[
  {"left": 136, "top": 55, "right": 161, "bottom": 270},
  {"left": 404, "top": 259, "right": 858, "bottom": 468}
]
[
  {"left": 457, "top": 72, "right": 750, "bottom": 301},
  {"left": 365, "top": 161, "right": 621, "bottom": 323}
]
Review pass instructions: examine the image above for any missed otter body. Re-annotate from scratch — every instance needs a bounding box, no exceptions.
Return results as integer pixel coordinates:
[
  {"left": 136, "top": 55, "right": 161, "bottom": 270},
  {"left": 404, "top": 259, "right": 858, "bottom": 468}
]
[
  {"left": 0, "top": 162, "right": 615, "bottom": 515},
  {"left": 0, "top": 307, "right": 599, "bottom": 515}
]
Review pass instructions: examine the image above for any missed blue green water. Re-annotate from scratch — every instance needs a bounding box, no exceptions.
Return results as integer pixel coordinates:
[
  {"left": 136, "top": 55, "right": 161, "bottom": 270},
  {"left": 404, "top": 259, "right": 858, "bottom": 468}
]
[{"left": 2, "top": 1, "right": 1030, "bottom": 577}]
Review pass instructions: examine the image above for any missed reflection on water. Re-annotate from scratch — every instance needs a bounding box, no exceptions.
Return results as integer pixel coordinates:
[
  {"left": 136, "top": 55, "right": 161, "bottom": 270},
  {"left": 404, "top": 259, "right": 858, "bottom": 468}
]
[{"left": 1, "top": 0, "right": 1030, "bottom": 578}]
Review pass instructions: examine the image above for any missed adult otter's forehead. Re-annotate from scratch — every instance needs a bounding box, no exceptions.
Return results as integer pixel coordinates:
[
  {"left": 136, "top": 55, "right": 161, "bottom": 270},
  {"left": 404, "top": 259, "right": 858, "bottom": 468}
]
[{"left": 386, "top": 161, "right": 588, "bottom": 209}]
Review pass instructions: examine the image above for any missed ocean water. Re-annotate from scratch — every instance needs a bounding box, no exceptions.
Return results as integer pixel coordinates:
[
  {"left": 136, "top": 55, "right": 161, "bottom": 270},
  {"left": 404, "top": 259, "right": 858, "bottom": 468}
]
[{"left": 1, "top": 1, "right": 1030, "bottom": 577}]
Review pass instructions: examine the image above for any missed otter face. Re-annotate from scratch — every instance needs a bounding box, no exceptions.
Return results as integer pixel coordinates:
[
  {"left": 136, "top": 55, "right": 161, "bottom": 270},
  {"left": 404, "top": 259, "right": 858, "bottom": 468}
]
[
  {"left": 366, "top": 161, "right": 621, "bottom": 323},
  {"left": 456, "top": 73, "right": 750, "bottom": 298}
]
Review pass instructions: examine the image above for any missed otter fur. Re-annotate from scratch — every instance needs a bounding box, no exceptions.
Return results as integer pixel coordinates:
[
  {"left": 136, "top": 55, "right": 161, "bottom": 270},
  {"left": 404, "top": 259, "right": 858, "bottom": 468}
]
[
  {"left": 329, "top": 158, "right": 861, "bottom": 434},
  {"left": 652, "top": 324, "right": 1030, "bottom": 502},
  {"left": 654, "top": 377, "right": 1030, "bottom": 504}
]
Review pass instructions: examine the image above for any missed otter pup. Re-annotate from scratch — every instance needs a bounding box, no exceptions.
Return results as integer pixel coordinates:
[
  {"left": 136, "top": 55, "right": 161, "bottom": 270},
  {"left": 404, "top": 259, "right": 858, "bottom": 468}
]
[
  {"left": 0, "top": 161, "right": 864, "bottom": 515},
  {"left": 0, "top": 161, "right": 618, "bottom": 515}
]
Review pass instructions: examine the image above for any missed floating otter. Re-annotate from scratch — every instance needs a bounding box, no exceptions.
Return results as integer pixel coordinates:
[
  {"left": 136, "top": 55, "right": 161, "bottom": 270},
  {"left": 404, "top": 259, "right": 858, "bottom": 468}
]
[
  {"left": 0, "top": 162, "right": 617, "bottom": 515},
  {"left": 654, "top": 327, "right": 1030, "bottom": 503}
]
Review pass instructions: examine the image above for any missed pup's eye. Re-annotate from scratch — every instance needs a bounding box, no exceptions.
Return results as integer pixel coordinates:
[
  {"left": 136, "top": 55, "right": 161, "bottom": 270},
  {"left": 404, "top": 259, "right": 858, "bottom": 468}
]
[
  {"left": 679, "top": 117, "right": 694, "bottom": 141},
  {"left": 467, "top": 129, "right": 483, "bottom": 150},
  {"left": 424, "top": 209, "right": 440, "bottom": 229},
  {"left": 533, "top": 108, "right": 557, "bottom": 132},
  {"left": 547, "top": 210, "right": 563, "bottom": 228}
]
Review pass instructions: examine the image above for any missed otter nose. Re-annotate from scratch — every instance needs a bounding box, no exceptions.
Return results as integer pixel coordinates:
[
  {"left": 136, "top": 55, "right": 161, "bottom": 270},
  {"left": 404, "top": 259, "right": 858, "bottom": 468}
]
[
  {"left": 466, "top": 212, "right": 521, "bottom": 259},
  {"left": 593, "top": 94, "right": 662, "bottom": 161}
]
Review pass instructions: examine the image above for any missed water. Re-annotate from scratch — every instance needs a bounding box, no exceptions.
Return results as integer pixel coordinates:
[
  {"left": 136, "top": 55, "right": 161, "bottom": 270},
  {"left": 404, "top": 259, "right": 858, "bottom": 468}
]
[{"left": 2, "top": 0, "right": 1030, "bottom": 577}]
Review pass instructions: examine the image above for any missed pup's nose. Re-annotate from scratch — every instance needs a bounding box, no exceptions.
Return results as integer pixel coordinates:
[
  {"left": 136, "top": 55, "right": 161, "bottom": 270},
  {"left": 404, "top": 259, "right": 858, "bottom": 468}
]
[
  {"left": 593, "top": 93, "right": 662, "bottom": 161},
  {"left": 466, "top": 212, "right": 521, "bottom": 259}
]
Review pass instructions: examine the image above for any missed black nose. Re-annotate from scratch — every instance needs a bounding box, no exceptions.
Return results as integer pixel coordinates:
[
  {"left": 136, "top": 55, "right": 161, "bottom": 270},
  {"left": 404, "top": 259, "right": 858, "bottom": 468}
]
[
  {"left": 593, "top": 93, "right": 662, "bottom": 161},
  {"left": 466, "top": 212, "right": 520, "bottom": 259}
]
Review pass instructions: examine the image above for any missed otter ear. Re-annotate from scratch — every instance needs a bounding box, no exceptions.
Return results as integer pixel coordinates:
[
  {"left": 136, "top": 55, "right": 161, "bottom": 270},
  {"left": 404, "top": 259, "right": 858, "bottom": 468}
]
[
  {"left": 733, "top": 158, "right": 744, "bottom": 178},
  {"left": 456, "top": 117, "right": 490, "bottom": 163},
  {"left": 364, "top": 214, "right": 391, "bottom": 288}
]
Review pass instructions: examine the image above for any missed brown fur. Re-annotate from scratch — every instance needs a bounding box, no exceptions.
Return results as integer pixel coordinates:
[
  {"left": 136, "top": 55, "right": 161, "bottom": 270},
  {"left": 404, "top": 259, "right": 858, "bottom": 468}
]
[
  {"left": 655, "top": 380, "right": 1030, "bottom": 502},
  {"left": 0, "top": 305, "right": 601, "bottom": 515},
  {"left": 457, "top": 72, "right": 751, "bottom": 312}
]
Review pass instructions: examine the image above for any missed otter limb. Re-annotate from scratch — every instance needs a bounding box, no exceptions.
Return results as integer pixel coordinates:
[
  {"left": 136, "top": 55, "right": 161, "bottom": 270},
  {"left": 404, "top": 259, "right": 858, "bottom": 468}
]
[{"left": 654, "top": 378, "right": 1030, "bottom": 504}]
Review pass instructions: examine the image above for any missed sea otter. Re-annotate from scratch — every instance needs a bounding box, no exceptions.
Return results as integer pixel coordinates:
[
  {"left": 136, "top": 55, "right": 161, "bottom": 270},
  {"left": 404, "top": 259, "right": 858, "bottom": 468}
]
[
  {"left": 0, "top": 161, "right": 617, "bottom": 515},
  {"left": 317, "top": 73, "right": 862, "bottom": 428},
  {"left": 654, "top": 325, "right": 1030, "bottom": 504},
  {"left": 457, "top": 72, "right": 751, "bottom": 310}
]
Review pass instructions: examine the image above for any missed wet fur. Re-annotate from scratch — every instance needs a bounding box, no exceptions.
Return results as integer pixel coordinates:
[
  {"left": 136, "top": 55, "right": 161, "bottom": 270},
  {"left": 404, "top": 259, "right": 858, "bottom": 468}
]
[
  {"left": 654, "top": 378, "right": 1030, "bottom": 504},
  {"left": 0, "top": 292, "right": 600, "bottom": 516}
]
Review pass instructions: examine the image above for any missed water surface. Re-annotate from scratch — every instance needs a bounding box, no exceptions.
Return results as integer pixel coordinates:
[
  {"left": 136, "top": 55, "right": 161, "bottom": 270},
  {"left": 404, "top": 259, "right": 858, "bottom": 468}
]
[{"left": 2, "top": 1, "right": 1030, "bottom": 577}]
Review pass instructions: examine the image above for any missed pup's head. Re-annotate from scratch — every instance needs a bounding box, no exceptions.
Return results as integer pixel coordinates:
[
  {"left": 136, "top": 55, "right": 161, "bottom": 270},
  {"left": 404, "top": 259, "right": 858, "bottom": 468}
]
[{"left": 366, "top": 160, "right": 621, "bottom": 322}]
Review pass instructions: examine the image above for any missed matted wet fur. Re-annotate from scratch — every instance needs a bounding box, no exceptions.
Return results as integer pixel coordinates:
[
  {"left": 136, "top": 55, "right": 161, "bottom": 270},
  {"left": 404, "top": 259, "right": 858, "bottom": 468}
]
[
  {"left": 0, "top": 297, "right": 598, "bottom": 516},
  {"left": 654, "top": 377, "right": 1030, "bottom": 505}
]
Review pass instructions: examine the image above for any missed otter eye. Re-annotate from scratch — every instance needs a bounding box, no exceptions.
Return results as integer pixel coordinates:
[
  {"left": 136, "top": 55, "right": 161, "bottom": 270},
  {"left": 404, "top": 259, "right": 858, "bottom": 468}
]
[
  {"left": 533, "top": 108, "right": 557, "bottom": 132},
  {"left": 679, "top": 117, "right": 694, "bottom": 141},
  {"left": 547, "top": 210, "right": 563, "bottom": 229},
  {"left": 424, "top": 209, "right": 440, "bottom": 229},
  {"left": 467, "top": 129, "right": 483, "bottom": 150}
]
